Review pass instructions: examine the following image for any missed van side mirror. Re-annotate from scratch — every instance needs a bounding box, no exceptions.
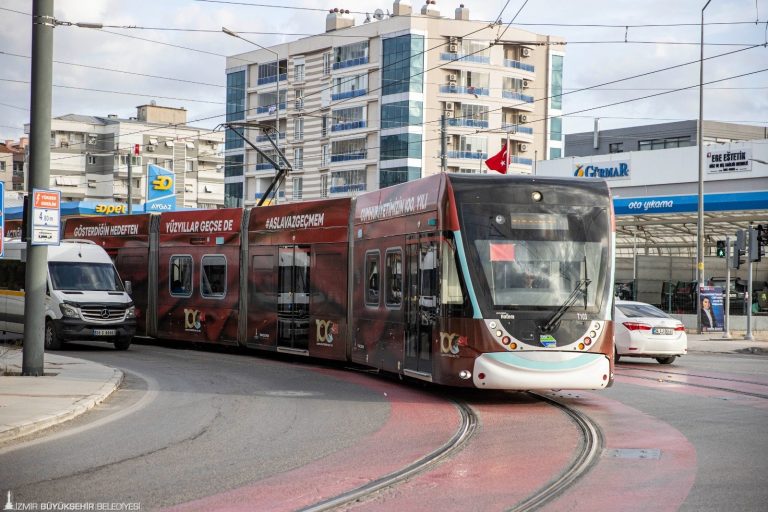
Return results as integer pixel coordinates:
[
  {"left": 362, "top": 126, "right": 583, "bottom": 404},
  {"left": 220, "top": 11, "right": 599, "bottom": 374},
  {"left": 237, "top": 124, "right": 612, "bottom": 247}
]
[{"left": 124, "top": 281, "right": 132, "bottom": 295}]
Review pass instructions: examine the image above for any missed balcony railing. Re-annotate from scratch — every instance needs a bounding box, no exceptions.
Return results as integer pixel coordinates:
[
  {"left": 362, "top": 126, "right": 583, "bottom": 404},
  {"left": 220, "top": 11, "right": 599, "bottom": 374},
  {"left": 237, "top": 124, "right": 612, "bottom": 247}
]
[
  {"left": 255, "top": 162, "right": 277, "bottom": 171},
  {"left": 255, "top": 132, "right": 285, "bottom": 143},
  {"left": 504, "top": 59, "right": 535, "bottom": 72},
  {"left": 256, "top": 73, "right": 287, "bottom": 86},
  {"left": 439, "top": 85, "right": 490, "bottom": 96},
  {"left": 330, "top": 150, "right": 367, "bottom": 163},
  {"left": 502, "top": 91, "right": 535, "bottom": 103},
  {"left": 501, "top": 124, "right": 534, "bottom": 135},
  {"left": 331, "top": 89, "right": 367, "bottom": 101},
  {"left": 330, "top": 183, "right": 367, "bottom": 194},
  {"left": 255, "top": 102, "right": 286, "bottom": 114},
  {"left": 331, "top": 120, "right": 367, "bottom": 132},
  {"left": 510, "top": 156, "right": 533, "bottom": 166},
  {"left": 447, "top": 118, "right": 488, "bottom": 128},
  {"left": 332, "top": 56, "right": 369, "bottom": 70},
  {"left": 439, "top": 53, "right": 491, "bottom": 64},
  {"left": 447, "top": 150, "right": 488, "bottom": 160}
]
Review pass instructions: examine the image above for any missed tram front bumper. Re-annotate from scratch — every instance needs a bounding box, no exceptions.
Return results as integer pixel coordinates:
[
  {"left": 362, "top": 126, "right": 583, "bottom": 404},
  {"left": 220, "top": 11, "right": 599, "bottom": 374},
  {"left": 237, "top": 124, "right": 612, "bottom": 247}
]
[{"left": 472, "top": 351, "right": 611, "bottom": 390}]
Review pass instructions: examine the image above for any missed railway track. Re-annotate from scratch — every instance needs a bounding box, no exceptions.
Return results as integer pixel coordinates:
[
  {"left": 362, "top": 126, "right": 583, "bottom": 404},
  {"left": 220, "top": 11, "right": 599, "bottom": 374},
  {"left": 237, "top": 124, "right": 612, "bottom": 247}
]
[
  {"left": 299, "top": 392, "right": 603, "bottom": 512},
  {"left": 616, "top": 364, "right": 768, "bottom": 400}
]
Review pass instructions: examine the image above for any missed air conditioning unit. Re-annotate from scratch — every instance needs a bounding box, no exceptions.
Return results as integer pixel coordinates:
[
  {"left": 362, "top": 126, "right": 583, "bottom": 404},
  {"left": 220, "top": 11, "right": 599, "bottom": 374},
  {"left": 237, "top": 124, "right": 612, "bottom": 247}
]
[
  {"left": 146, "top": 145, "right": 155, "bottom": 152},
  {"left": 449, "top": 36, "right": 458, "bottom": 44},
  {"left": 444, "top": 111, "right": 454, "bottom": 118},
  {"left": 522, "top": 80, "right": 530, "bottom": 88},
  {"left": 448, "top": 80, "right": 457, "bottom": 87},
  {"left": 447, "top": 74, "right": 457, "bottom": 82},
  {"left": 518, "top": 143, "right": 528, "bottom": 152},
  {"left": 518, "top": 114, "right": 528, "bottom": 123},
  {"left": 521, "top": 47, "right": 531, "bottom": 58},
  {"left": 446, "top": 138, "right": 453, "bottom": 145},
  {"left": 444, "top": 102, "right": 454, "bottom": 111},
  {"left": 448, "top": 44, "right": 459, "bottom": 53}
]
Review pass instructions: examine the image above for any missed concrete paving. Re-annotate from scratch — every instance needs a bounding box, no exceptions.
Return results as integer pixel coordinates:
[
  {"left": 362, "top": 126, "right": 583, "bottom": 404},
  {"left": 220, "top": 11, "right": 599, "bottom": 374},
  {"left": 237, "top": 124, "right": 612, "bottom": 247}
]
[
  {"left": 0, "top": 347, "right": 123, "bottom": 444},
  {"left": 0, "top": 332, "right": 766, "bottom": 445}
]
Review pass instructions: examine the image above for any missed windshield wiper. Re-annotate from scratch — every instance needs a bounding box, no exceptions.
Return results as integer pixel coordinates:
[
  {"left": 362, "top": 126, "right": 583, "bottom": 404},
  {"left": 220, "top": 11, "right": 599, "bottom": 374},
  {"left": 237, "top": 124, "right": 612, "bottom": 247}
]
[{"left": 541, "top": 278, "right": 591, "bottom": 333}]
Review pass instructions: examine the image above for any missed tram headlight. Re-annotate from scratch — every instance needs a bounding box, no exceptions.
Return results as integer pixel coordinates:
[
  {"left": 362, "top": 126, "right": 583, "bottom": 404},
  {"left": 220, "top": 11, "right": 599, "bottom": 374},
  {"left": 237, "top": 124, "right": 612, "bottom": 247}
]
[{"left": 459, "top": 370, "right": 472, "bottom": 380}]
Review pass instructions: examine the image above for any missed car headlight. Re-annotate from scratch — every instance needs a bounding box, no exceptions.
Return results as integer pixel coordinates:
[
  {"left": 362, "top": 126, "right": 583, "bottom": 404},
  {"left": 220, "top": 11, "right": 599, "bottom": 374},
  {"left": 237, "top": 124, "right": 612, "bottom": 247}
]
[
  {"left": 126, "top": 305, "right": 135, "bottom": 319},
  {"left": 60, "top": 303, "right": 79, "bottom": 318}
]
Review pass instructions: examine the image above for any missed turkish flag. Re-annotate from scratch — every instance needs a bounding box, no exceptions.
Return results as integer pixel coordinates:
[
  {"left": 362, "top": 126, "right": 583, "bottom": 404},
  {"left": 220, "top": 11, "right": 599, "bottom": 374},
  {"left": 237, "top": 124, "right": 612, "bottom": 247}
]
[{"left": 485, "top": 144, "right": 508, "bottom": 174}]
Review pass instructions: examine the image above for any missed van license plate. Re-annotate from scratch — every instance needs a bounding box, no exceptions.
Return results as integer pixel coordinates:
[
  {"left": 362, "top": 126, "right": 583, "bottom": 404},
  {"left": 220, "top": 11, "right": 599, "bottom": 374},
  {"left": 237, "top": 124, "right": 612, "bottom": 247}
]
[
  {"left": 652, "top": 327, "right": 673, "bottom": 335},
  {"left": 93, "top": 329, "right": 116, "bottom": 336}
]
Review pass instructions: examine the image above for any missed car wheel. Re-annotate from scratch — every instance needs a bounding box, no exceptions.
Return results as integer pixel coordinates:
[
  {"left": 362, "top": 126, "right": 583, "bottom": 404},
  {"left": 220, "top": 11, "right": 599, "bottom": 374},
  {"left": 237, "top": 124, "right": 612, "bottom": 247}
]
[
  {"left": 114, "top": 337, "right": 132, "bottom": 351},
  {"left": 45, "top": 320, "right": 62, "bottom": 350},
  {"left": 614, "top": 346, "right": 621, "bottom": 363},
  {"left": 656, "top": 356, "right": 676, "bottom": 364}
]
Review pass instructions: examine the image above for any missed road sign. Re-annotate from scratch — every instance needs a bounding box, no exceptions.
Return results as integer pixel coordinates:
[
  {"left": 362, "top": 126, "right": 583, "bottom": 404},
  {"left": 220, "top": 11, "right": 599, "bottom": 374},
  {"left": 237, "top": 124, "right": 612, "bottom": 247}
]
[{"left": 31, "top": 188, "right": 61, "bottom": 245}]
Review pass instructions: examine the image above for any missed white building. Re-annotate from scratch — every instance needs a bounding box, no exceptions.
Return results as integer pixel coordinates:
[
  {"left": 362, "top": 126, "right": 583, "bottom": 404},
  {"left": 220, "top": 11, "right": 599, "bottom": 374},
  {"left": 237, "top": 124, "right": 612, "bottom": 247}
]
[{"left": 224, "top": 1, "right": 565, "bottom": 206}]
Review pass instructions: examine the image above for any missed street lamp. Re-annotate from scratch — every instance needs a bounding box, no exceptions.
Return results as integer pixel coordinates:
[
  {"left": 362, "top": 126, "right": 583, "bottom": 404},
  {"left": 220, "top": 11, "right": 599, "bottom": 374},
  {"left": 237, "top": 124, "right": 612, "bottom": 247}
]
[
  {"left": 696, "top": 0, "right": 713, "bottom": 334},
  {"left": 222, "top": 27, "right": 281, "bottom": 199}
]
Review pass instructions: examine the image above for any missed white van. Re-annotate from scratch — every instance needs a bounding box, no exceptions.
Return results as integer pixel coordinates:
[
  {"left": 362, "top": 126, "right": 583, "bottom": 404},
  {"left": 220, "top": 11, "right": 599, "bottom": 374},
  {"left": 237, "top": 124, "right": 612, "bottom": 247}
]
[{"left": 0, "top": 239, "right": 136, "bottom": 350}]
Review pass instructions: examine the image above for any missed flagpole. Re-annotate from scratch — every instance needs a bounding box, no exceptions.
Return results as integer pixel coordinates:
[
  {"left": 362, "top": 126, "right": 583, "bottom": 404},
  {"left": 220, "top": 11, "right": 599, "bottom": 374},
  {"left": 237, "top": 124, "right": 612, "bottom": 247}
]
[{"left": 506, "top": 130, "right": 511, "bottom": 172}]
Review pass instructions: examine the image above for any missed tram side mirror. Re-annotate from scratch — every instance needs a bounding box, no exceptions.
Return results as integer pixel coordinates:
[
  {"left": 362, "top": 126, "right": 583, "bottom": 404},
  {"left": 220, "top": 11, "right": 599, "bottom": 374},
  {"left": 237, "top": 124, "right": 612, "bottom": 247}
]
[{"left": 124, "top": 281, "right": 133, "bottom": 296}]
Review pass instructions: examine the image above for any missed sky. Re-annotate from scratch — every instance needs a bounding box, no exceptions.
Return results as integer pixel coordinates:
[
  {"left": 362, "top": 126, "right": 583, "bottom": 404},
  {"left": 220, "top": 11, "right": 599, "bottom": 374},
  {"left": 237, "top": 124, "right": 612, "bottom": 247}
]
[{"left": 0, "top": 0, "right": 766, "bottom": 143}]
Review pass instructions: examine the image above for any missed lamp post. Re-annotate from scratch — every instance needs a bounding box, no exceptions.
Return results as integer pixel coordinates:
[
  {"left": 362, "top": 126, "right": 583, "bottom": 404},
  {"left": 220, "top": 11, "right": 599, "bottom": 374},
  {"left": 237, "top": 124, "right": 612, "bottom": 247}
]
[
  {"left": 222, "top": 27, "right": 281, "bottom": 199},
  {"left": 696, "top": 0, "right": 713, "bottom": 334}
]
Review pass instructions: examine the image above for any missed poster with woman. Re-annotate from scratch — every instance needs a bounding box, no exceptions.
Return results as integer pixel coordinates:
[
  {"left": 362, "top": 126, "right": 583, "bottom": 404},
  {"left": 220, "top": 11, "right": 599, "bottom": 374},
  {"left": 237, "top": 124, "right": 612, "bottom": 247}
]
[{"left": 699, "top": 286, "right": 724, "bottom": 332}]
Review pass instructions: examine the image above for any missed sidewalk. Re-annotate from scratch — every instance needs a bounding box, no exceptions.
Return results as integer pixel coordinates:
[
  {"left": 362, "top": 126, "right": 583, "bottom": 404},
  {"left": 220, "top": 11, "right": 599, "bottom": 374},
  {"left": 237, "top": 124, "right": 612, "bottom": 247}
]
[
  {"left": 0, "top": 347, "right": 123, "bottom": 444},
  {"left": 686, "top": 331, "right": 768, "bottom": 355}
]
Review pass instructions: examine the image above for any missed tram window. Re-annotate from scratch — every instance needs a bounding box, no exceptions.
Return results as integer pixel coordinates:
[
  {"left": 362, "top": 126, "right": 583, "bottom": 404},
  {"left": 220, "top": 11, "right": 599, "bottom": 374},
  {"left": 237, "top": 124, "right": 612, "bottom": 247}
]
[
  {"left": 365, "top": 252, "right": 380, "bottom": 305},
  {"left": 201, "top": 254, "right": 227, "bottom": 298},
  {"left": 385, "top": 249, "right": 403, "bottom": 308},
  {"left": 169, "top": 255, "right": 193, "bottom": 296},
  {"left": 441, "top": 242, "right": 463, "bottom": 305}
]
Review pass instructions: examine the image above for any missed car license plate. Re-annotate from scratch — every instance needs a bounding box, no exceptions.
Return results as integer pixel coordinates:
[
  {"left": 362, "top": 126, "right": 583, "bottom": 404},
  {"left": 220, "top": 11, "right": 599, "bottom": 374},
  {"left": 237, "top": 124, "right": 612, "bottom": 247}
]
[
  {"left": 652, "top": 327, "right": 673, "bottom": 335},
  {"left": 93, "top": 329, "right": 116, "bottom": 336}
]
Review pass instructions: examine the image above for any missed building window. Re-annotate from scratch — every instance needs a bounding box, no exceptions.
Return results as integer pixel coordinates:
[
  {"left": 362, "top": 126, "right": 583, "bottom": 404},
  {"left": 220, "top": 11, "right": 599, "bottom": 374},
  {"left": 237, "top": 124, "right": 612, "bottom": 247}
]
[
  {"left": 332, "top": 74, "right": 368, "bottom": 100},
  {"left": 331, "top": 106, "right": 366, "bottom": 131},
  {"left": 186, "top": 160, "right": 194, "bottom": 173},
  {"left": 550, "top": 54, "right": 564, "bottom": 110},
  {"left": 323, "top": 52, "right": 332, "bottom": 76},
  {"left": 664, "top": 136, "right": 691, "bottom": 148},
  {"left": 550, "top": 117, "right": 562, "bottom": 141},
  {"left": 331, "top": 138, "right": 367, "bottom": 162},
  {"left": 320, "top": 174, "right": 329, "bottom": 198},
  {"left": 0, "top": 162, "right": 5, "bottom": 171},
  {"left": 549, "top": 147, "right": 562, "bottom": 159},
  {"left": 330, "top": 169, "right": 367, "bottom": 194},
  {"left": 226, "top": 70, "right": 246, "bottom": 150},
  {"left": 293, "top": 148, "right": 303, "bottom": 170},
  {"left": 379, "top": 166, "right": 421, "bottom": 189},
  {"left": 201, "top": 255, "right": 226, "bottom": 298},
  {"left": 294, "top": 118, "right": 304, "bottom": 141},
  {"left": 385, "top": 249, "right": 403, "bottom": 307},
  {"left": 292, "top": 177, "right": 303, "bottom": 200},
  {"left": 257, "top": 59, "right": 287, "bottom": 85},
  {"left": 333, "top": 41, "right": 369, "bottom": 69},
  {"left": 321, "top": 115, "right": 329, "bottom": 137},
  {"left": 321, "top": 144, "right": 330, "bottom": 166},
  {"left": 381, "top": 100, "right": 423, "bottom": 129},
  {"left": 380, "top": 133, "right": 422, "bottom": 161},
  {"left": 224, "top": 154, "right": 244, "bottom": 178},
  {"left": 294, "top": 63, "right": 305, "bottom": 82},
  {"left": 639, "top": 139, "right": 665, "bottom": 151},
  {"left": 382, "top": 35, "right": 424, "bottom": 96},
  {"left": 294, "top": 88, "right": 304, "bottom": 110},
  {"left": 170, "top": 255, "right": 193, "bottom": 296},
  {"left": 609, "top": 142, "right": 624, "bottom": 153},
  {"left": 86, "top": 156, "right": 97, "bottom": 165},
  {"left": 365, "top": 252, "right": 380, "bottom": 305},
  {"left": 224, "top": 182, "right": 243, "bottom": 207}
]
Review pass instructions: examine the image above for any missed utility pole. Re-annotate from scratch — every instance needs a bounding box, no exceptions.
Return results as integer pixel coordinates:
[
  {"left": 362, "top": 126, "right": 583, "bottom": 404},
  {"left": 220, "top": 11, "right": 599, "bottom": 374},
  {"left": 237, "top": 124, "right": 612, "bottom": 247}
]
[
  {"left": 745, "top": 223, "right": 754, "bottom": 341},
  {"left": 127, "top": 149, "right": 132, "bottom": 214},
  {"left": 23, "top": 0, "right": 54, "bottom": 376},
  {"left": 724, "top": 235, "right": 731, "bottom": 339},
  {"left": 440, "top": 114, "right": 447, "bottom": 173}
]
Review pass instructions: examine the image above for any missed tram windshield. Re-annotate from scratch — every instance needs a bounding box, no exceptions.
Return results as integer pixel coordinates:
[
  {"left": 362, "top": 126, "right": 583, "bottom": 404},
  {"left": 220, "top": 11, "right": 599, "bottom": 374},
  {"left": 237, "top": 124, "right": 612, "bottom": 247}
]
[{"left": 459, "top": 206, "right": 609, "bottom": 312}]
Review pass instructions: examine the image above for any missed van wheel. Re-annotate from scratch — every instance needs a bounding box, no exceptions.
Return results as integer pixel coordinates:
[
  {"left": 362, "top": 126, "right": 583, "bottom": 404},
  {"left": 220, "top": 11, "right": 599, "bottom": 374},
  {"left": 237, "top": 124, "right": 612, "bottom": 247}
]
[
  {"left": 114, "top": 338, "right": 132, "bottom": 351},
  {"left": 45, "top": 320, "right": 62, "bottom": 350},
  {"left": 656, "top": 356, "right": 676, "bottom": 365}
]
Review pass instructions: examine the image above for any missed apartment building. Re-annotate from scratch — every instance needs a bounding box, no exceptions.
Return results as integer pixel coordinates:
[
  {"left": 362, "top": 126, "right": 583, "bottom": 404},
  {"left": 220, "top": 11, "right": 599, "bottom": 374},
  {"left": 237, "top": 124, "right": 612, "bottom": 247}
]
[
  {"left": 0, "top": 137, "right": 26, "bottom": 194},
  {"left": 224, "top": 0, "right": 564, "bottom": 206},
  {"left": 23, "top": 104, "right": 224, "bottom": 209}
]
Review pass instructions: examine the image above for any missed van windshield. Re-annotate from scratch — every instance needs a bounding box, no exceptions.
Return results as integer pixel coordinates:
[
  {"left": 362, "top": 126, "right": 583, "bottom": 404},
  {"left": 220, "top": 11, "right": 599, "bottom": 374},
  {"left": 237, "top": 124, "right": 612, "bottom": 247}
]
[{"left": 49, "top": 262, "right": 124, "bottom": 292}]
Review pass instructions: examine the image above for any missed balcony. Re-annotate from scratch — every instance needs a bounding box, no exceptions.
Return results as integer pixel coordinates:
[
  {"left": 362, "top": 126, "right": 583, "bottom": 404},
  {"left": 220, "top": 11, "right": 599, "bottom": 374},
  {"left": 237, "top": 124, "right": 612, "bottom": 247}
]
[
  {"left": 440, "top": 53, "right": 491, "bottom": 65},
  {"left": 330, "top": 183, "right": 367, "bottom": 194},
  {"left": 331, "top": 120, "right": 367, "bottom": 132},
  {"left": 331, "top": 89, "right": 367, "bottom": 101},
  {"left": 502, "top": 91, "right": 534, "bottom": 103},
  {"left": 331, "top": 150, "right": 367, "bottom": 163},
  {"left": 256, "top": 73, "right": 287, "bottom": 86},
  {"left": 501, "top": 124, "right": 534, "bottom": 135},
  {"left": 255, "top": 102, "right": 286, "bottom": 115},
  {"left": 504, "top": 59, "right": 535, "bottom": 72},
  {"left": 510, "top": 156, "right": 533, "bottom": 166},
  {"left": 255, "top": 132, "right": 285, "bottom": 143},
  {"left": 255, "top": 162, "right": 277, "bottom": 171},
  {"left": 439, "top": 85, "right": 489, "bottom": 96},
  {"left": 333, "top": 56, "right": 369, "bottom": 70},
  {"left": 447, "top": 118, "right": 488, "bottom": 129},
  {"left": 447, "top": 150, "right": 488, "bottom": 160}
]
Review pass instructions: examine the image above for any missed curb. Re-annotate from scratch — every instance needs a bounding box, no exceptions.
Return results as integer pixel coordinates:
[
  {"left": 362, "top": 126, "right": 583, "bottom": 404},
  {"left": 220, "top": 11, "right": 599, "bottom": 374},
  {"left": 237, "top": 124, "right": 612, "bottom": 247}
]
[{"left": 0, "top": 368, "right": 124, "bottom": 444}]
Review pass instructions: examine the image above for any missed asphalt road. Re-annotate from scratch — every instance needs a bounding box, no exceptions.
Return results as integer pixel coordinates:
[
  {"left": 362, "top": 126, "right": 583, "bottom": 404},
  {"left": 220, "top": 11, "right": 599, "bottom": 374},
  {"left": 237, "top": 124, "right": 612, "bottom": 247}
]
[{"left": 2, "top": 343, "right": 767, "bottom": 511}]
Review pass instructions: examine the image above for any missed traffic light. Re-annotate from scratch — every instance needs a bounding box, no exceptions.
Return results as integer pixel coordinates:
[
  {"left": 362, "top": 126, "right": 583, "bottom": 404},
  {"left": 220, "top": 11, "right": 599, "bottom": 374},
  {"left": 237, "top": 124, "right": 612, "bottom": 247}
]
[
  {"left": 749, "top": 225, "right": 763, "bottom": 262},
  {"left": 716, "top": 240, "right": 726, "bottom": 258},
  {"left": 731, "top": 230, "right": 746, "bottom": 269}
]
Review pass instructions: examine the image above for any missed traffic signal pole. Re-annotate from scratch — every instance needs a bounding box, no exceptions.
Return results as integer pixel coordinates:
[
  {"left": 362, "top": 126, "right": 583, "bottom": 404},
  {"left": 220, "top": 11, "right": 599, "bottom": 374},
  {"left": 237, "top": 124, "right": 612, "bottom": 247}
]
[
  {"left": 23, "top": 0, "right": 54, "bottom": 376},
  {"left": 724, "top": 235, "right": 731, "bottom": 339},
  {"left": 745, "top": 223, "right": 754, "bottom": 341}
]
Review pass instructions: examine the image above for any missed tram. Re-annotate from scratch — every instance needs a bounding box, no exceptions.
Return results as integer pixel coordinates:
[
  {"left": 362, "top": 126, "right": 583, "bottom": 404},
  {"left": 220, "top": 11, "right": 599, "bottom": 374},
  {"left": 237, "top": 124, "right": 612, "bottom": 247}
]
[{"left": 63, "top": 173, "right": 616, "bottom": 390}]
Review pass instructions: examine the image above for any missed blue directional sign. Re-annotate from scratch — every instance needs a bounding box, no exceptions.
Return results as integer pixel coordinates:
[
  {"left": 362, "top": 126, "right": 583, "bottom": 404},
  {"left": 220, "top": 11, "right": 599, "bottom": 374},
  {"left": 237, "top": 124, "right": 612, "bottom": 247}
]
[{"left": 145, "top": 164, "right": 176, "bottom": 211}]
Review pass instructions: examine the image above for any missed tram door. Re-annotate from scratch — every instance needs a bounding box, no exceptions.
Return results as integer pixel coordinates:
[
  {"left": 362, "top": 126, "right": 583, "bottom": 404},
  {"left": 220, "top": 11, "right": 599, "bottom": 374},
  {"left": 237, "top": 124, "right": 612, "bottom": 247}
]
[
  {"left": 277, "top": 245, "right": 311, "bottom": 351},
  {"left": 405, "top": 235, "right": 438, "bottom": 375}
]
